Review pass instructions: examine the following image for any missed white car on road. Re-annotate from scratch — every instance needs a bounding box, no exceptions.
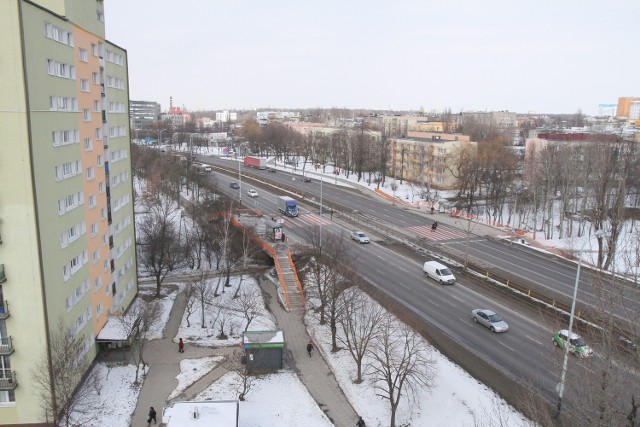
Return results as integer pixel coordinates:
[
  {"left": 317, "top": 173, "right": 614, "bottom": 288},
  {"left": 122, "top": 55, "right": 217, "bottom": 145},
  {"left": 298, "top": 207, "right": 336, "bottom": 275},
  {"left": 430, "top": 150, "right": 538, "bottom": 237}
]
[
  {"left": 351, "top": 231, "right": 370, "bottom": 244},
  {"left": 247, "top": 189, "right": 259, "bottom": 197}
]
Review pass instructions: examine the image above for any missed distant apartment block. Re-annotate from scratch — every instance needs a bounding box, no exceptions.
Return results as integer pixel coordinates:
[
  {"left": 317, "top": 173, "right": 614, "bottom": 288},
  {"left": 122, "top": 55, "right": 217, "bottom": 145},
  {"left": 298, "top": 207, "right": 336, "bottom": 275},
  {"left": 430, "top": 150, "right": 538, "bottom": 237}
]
[
  {"left": 130, "top": 100, "right": 161, "bottom": 130},
  {"left": 216, "top": 110, "right": 237, "bottom": 123},
  {"left": 0, "top": 0, "right": 138, "bottom": 424},
  {"left": 381, "top": 115, "right": 451, "bottom": 136},
  {"left": 257, "top": 111, "right": 300, "bottom": 126},
  {"left": 460, "top": 111, "right": 517, "bottom": 130},
  {"left": 388, "top": 132, "right": 475, "bottom": 190},
  {"left": 616, "top": 97, "right": 640, "bottom": 119},
  {"left": 597, "top": 103, "right": 617, "bottom": 117}
]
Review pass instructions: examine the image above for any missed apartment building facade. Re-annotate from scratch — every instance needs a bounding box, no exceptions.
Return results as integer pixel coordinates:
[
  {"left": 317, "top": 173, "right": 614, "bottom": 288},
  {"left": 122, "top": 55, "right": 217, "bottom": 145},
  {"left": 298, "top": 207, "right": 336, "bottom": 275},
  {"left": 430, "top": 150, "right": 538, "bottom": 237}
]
[
  {"left": 0, "top": 0, "right": 137, "bottom": 424},
  {"left": 388, "top": 132, "right": 475, "bottom": 190}
]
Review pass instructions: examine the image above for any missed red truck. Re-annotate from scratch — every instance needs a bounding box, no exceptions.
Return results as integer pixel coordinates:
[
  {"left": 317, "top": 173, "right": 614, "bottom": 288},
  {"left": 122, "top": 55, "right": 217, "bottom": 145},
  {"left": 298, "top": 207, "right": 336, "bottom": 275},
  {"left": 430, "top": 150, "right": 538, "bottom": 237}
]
[{"left": 243, "top": 156, "right": 267, "bottom": 170}]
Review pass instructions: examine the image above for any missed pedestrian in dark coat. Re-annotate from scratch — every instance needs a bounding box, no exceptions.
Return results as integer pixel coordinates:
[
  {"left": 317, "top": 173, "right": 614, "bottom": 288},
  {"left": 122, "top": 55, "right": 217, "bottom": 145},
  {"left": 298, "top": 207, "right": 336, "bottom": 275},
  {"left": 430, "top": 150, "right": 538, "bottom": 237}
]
[
  {"left": 178, "top": 338, "right": 184, "bottom": 353},
  {"left": 147, "top": 406, "right": 157, "bottom": 425},
  {"left": 356, "top": 416, "right": 366, "bottom": 427},
  {"left": 431, "top": 222, "right": 436, "bottom": 232},
  {"left": 306, "top": 340, "right": 314, "bottom": 357}
]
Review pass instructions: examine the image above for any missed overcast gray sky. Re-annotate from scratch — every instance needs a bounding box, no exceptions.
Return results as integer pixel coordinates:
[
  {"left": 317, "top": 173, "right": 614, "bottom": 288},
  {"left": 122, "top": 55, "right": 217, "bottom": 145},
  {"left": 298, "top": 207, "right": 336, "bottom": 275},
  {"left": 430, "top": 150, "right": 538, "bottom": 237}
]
[{"left": 105, "top": 0, "right": 638, "bottom": 115}]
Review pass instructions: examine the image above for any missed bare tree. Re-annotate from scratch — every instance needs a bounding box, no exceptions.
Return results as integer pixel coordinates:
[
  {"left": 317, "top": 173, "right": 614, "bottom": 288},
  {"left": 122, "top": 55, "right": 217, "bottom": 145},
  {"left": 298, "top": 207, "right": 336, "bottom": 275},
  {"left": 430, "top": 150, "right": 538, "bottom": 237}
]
[
  {"left": 337, "top": 286, "right": 385, "bottom": 383},
  {"left": 182, "top": 281, "right": 197, "bottom": 328},
  {"left": 115, "top": 300, "right": 162, "bottom": 383},
  {"left": 228, "top": 287, "right": 264, "bottom": 331},
  {"left": 137, "top": 200, "right": 185, "bottom": 297},
  {"left": 222, "top": 349, "right": 256, "bottom": 401},
  {"left": 367, "top": 315, "right": 435, "bottom": 427},
  {"left": 31, "top": 320, "right": 93, "bottom": 426},
  {"left": 192, "top": 272, "right": 214, "bottom": 328}
]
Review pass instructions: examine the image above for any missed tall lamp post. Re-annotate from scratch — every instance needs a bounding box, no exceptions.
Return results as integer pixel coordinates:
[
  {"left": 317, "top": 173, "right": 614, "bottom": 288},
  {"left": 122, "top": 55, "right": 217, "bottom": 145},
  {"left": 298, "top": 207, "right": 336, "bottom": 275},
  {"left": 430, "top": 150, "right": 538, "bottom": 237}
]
[
  {"left": 319, "top": 171, "right": 324, "bottom": 256},
  {"left": 556, "top": 229, "right": 605, "bottom": 416}
]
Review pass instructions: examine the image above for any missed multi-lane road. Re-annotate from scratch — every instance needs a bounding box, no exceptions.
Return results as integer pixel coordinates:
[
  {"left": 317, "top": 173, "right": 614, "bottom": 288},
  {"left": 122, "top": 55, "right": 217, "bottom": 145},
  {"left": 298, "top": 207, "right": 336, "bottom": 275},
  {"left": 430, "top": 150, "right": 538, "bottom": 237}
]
[{"left": 195, "top": 154, "right": 638, "bottom": 409}]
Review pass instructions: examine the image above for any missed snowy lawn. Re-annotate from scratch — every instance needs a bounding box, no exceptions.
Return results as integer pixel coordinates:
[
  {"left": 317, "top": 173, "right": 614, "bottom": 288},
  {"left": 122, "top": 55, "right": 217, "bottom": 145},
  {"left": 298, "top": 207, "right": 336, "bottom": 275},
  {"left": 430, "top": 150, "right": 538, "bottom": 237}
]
[
  {"left": 168, "top": 356, "right": 224, "bottom": 400},
  {"left": 137, "top": 281, "right": 182, "bottom": 340},
  {"left": 195, "top": 371, "right": 334, "bottom": 427},
  {"left": 305, "top": 290, "right": 531, "bottom": 427},
  {"left": 70, "top": 363, "right": 142, "bottom": 427},
  {"left": 176, "top": 275, "right": 277, "bottom": 347}
]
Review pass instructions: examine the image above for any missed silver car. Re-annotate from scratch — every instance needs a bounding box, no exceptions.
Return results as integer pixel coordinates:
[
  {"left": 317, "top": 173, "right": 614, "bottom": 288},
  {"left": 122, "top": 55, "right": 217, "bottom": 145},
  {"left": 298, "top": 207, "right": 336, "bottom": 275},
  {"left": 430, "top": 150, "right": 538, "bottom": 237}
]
[
  {"left": 471, "top": 309, "right": 509, "bottom": 333},
  {"left": 351, "top": 231, "right": 370, "bottom": 244}
]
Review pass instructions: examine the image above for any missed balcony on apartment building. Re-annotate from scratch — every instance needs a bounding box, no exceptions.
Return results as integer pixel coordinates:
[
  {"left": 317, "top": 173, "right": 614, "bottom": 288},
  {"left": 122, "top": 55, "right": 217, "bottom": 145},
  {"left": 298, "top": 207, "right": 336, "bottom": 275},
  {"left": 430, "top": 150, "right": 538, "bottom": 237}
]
[
  {"left": 0, "top": 264, "right": 5, "bottom": 283},
  {"left": 0, "top": 300, "right": 8, "bottom": 320},
  {"left": 0, "top": 336, "right": 13, "bottom": 356},
  {"left": 0, "top": 370, "right": 17, "bottom": 391}
]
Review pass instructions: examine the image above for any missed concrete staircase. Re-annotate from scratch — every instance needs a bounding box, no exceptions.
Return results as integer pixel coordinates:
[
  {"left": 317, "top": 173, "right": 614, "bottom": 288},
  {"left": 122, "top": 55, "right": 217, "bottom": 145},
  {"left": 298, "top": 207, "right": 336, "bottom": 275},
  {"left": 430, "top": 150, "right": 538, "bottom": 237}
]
[{"left": 274, "top": 248, "right": 304, "bottom": 311}]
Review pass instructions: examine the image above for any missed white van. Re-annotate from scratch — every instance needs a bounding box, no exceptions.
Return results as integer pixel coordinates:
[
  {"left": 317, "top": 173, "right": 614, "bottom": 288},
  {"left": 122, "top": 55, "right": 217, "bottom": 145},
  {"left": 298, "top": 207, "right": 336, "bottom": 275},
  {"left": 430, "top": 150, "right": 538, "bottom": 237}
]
[{"left": 423, "top": 261, "right": 456, "bottom": 285}]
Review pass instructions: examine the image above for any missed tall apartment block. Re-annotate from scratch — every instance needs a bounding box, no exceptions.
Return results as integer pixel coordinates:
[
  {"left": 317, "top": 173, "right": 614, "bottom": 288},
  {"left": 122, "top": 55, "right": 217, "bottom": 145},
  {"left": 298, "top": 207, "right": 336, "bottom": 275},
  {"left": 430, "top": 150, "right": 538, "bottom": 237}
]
[{"left": 0, "top": 0, "right": 138, "bottom": 424}]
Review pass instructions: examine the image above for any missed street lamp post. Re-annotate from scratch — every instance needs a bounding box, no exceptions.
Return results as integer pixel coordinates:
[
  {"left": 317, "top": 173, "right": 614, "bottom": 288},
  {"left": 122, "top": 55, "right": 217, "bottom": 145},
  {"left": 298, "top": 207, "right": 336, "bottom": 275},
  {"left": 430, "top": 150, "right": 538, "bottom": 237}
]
[
  {"left": 556, "top": 229, "right": 604, "bottom": 416},
  {"left": 238, "top": 159, "right": 242, "bottom": 207},
  {"left": 319, "top": 172, "right": 323, "bottom": 255}
]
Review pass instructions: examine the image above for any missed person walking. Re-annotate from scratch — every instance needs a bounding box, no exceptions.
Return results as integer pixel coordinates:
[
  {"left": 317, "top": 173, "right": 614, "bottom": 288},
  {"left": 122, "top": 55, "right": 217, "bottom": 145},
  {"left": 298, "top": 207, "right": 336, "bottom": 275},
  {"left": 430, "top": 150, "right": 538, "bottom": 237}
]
[
  {"left": 306, "top": 340, "right": 314, "bottom": 357},
  {"left": 431, "top": 222, "right": 436, "bottom": 232},
  {"left": 178, "top": 338, "right": 184, "bottom": 353},
  {"left": 356, "top": 416, "right": 366, "bottom": 427},
  {"left": 147, "top": 406, "right": 157, "bottom": 425}
]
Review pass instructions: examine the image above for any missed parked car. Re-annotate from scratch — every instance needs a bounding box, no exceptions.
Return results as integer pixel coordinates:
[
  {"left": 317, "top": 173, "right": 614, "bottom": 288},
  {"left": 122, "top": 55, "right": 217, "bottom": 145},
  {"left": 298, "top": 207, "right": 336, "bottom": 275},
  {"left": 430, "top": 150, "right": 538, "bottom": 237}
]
[
  {"left": 230, "top": 182, "right": 240, "bottom": 189},
  {"left": 247, "top": 189, "right": 259, "bottom": 197},
  {"left": 351, "top": 230, "right": 370, "bottom": 244},
  {"left": 553, "top": 330, "right": 594, "bottom": 358},
  {"left": 267, "top": 168, "right": 277, "bottom": 173},
  {"left": 303, "top": 176, "right": 312, "bottom": 183},
  {"left": 471, "top": 309, "right": 509, "bottom": 333}
]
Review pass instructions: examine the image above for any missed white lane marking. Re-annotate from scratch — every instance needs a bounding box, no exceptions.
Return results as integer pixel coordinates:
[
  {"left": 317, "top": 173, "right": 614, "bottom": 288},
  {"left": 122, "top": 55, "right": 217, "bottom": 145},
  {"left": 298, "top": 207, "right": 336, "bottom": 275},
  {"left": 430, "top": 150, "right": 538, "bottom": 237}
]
[
  {"left": 498, "top": 342, "right": 515, "bottom": 352},
  {"left": 397, "top": 282, "right": 410, "bottom": 290},
  {"left": 526, "top": 335, "right": 543, "bottom": 346},
  {"left": 449, "top": 294, "right": 464, "bottom": 303}
]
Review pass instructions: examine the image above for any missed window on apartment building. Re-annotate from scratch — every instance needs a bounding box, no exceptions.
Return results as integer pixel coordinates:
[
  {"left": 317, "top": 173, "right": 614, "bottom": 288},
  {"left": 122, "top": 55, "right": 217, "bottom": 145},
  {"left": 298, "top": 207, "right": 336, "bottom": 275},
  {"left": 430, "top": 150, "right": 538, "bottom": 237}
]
[
  {"left": 83, "top": 109, "right": 91, "bottom": 121},
  {"left": 88, "top": 194, "right": 96, "bottom": 207},
  {"left": 80, "top": 79, "right": 89, "bottom": 92},
  {"left": 437, "top": 177, "right": 445, "bottom": 184},
  {"left": 86, "top": 166, "right": 95, "bottom": 180},
  {"left": 437, "top": 167, "right": 446, "bottom": 174},
  {"left": 101, "top": 207, "right": 107, "bottom": 219},
  {"left": 92, "top": 72, "right": 99, "bottom": 84},
  {"left": 97, "top": 155, "right": 103, "bottom": 167},
  {"left": 95, "top": 128, "right": 102, "bottom": 140},
  {"left": 98, "top": 181, "right": 104, "bottom": 192},
  {"left": 91, "top": 43, "right": 98, "bottom": 56},
  {"left": 92, "top": 250, "right": 100, "bottom": 263},
  {"left": 94, "top": 275, "right": 102, "bottom": 291},
  {"left": 96, "top": 302, "right": 103, "bottom": 315},
  {"left": 79, "top": 48, "right": 88, "bottom": 62},
  {"left": 84, "top": 137, "right": 93, "bottom": 151},
  {"left": 438, "top": 148, "right": 447, "bottom": 154},
  {"left": 97, "top": 10, "right": 104, "bottom": 22}
]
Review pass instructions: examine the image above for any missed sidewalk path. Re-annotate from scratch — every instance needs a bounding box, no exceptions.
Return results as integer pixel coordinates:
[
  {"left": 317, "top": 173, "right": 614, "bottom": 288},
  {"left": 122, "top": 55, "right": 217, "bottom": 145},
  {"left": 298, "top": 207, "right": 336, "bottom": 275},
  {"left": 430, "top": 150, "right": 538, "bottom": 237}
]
[
  {"left": 131, "top": 289, "right": 233, "bottom": 426},
  {"left": 260, "top": 276, "right": 359, "bottom": 426}
]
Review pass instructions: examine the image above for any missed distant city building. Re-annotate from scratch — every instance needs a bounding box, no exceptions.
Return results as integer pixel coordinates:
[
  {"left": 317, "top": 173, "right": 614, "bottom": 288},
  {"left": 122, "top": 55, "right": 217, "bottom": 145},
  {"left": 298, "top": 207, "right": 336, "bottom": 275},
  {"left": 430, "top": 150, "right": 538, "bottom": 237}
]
[
  {"left": 629, "top": 101, "right": 640, "bottom": 120},
  {"left": 256, "top": 111, "right": 300, "bottom": 126},
  {"left": 162, "top": 106, "right": 191, "bottom": 127},
  {"left": 0, "top": 0, "right": 138, "bottom": 423},
  {"left": 616, "top": 97, "right": 640, "bottom": 118},
  {"left": 216, "top": 110, "right": 238, "bottom": 123},
  {"left": 460, "top": 111, "right": 517, "bottom": 130},
  {"left": 388, "top": 132, "right": 475, "bottom": 190},
  {"left": 597, "top": 103, "right": 617, "bottom": 117},
  {"left": 381, "top": 115, "right": 451, "bottom": 136},
  {"left": 130, "top": 100, "right": 161, "bottom": 129}
]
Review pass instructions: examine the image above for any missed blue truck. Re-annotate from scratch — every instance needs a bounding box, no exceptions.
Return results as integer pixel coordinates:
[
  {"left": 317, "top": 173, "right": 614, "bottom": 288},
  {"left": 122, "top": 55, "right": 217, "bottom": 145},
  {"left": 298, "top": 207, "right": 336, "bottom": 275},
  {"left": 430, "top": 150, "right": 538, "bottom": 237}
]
[{"left": 278, "top": 196, "right": 299, "bottom": 217}]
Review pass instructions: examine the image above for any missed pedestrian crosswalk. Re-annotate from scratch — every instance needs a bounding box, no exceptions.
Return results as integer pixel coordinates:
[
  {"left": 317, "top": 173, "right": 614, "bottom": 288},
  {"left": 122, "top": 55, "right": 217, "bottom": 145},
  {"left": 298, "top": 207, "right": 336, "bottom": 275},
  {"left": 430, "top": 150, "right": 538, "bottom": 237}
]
[
  {"left": 283, "top": 213, "right": 334, "bottom": 228},
  {"left": 406, "top": 224, "right": 469, "bottom": 241}
]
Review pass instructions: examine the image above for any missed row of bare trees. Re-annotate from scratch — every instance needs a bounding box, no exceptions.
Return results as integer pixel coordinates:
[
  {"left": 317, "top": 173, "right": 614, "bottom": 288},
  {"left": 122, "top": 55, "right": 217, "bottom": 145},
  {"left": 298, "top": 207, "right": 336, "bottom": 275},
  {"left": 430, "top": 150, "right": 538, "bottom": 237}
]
[{"left": 302, "top": 228, "right": 434, "bottom": 427}]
